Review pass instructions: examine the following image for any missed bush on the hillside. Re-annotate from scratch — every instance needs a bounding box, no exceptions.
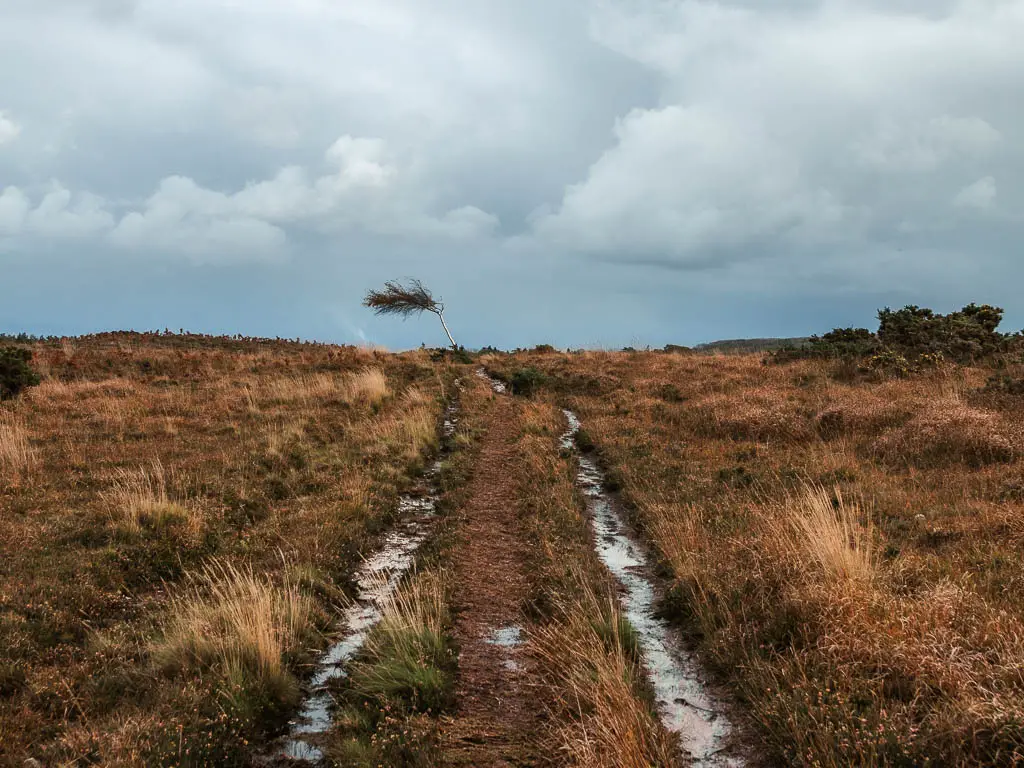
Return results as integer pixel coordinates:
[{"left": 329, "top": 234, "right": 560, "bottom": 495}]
[
  {"left": 984, "top": 374, "right": 1024, "bottom": 395},
  {"left": 0, "top": 346, "right": 40, "bottom": 400},
  {"left": 877, "top": 303, "right": 1005, "bottom": 362},
  {"left": 861, "top": 349, "right": 912, "bottom": 379},
  {"left": 508, "top": 367, "right": 545, "bottom": 397},
  {"left": 772, "top": 303, "right": 1012, "bottom": 369}
]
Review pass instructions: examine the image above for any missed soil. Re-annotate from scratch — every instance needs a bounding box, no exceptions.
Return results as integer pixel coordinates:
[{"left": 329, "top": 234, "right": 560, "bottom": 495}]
[{"left": 439, "top": 393, "right": 543, "bottom": 767}]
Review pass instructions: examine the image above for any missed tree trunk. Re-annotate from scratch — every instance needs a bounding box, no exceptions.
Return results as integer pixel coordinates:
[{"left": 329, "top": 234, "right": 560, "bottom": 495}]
[{"left": 437, "top": 310, "right": 457, "bottom": 350}]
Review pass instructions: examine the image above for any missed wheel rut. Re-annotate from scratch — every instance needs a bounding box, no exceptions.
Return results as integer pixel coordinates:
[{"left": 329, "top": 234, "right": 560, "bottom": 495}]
[{"left": 439, "top": 395, "right": 542, "bottom": 767}]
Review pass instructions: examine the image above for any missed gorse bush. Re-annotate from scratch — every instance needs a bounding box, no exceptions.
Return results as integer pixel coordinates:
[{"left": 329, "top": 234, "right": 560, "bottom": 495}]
[
  {"left": 508, "top": 366, "right": 546, "bottom": 396},
  {"left": 0, "top": 346, "right": 40, "bottom": 400},
  {"left": 877, "top": 302, "right": 1006, "bottom": 362},
  {"left": 773, "top": 302, "right": 1017, "bottom": 370}
]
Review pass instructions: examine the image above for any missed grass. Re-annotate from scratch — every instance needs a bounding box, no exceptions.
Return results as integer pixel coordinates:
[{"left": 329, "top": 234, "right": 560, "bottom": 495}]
[
  {"left": 778, "top": 485, "right": 874, "bottom": 583},
  {"left": 488, "top": 349, "right": 1024, "bottom": 765},
  {"left": 512, "top": 399, "right": 677, "bottom": 767},
  {"left": 152, "top": 560, "right": 322, "bottom": 713},
  {"left": 327, "top": 570, "right": 455, "bottom": 766},
  {"left": 0, "top": 410, "right": 33, "bottom": 477},
  {"left": 102, "top": 460, "right": 197, "bottom": 535},
  {"left": 9, "top": 334, "right": 1024, "bottom": 765},
  {"left": 0, "top": 333, "right": 455, "bottom": 765}
]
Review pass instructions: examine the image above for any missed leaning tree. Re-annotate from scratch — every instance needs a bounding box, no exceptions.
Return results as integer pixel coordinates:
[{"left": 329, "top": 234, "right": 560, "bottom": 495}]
[{"left": 363, "top": 279, "right": 458, "bottom": 350}]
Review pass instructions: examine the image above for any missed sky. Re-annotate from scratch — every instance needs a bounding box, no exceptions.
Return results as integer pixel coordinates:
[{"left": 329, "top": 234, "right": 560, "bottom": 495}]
[{"left": 2, "top": 0, "right": 1023, "bottom": 349}]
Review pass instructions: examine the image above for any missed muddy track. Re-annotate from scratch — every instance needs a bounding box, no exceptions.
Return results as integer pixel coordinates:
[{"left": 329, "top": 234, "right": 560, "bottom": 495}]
[
  {"left": 259, "top": 393, "right": 461, "bottom": 764},
  {"left": 439, "top": 392, "right": 542, "bottom": 767}
]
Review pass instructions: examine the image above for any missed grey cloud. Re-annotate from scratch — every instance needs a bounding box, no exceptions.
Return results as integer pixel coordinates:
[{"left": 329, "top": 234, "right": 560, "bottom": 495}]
[{"left": 2, "top": 0, "right": 1024, "bottom": 345}]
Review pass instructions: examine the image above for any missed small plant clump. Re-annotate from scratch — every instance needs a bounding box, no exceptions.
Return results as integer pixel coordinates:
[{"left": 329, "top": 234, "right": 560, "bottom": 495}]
[
  {"left": 0, "top": 346, "right": 40, "bottom": 400},
  {"left": 507, "top": 367, "right": 545, "bottom": 397}
]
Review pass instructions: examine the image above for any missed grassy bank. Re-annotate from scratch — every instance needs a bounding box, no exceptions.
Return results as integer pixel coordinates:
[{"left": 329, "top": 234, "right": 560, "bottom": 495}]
[
  {"left": 512, "top": 399, "right": 678, "bottom": 767},
  {"left": 322, "top": 371, "right": 486, "bottom": 767},
  {"left": 488, "top": 350, "right": 1024, "bottom": 766},
  {"left": 0, "top": 334, "right": 455, "bottom": 765}
]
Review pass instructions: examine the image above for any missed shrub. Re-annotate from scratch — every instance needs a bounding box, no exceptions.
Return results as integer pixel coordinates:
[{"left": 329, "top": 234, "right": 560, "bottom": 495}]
[
  {"left": 508, "top": 367, "right": 545, "bottom": 397},
  {"left": 861, "top": 349, "right": 912, "bottom": 378},
  {"left": 877, "top": 303, "right": 1005, "bottom": 362},
  {"left": 0, "top": 346, "right": 40, "bottom": 400},
  {"left": 984, "top": 374, "right": 1024, "bottom": 395}
]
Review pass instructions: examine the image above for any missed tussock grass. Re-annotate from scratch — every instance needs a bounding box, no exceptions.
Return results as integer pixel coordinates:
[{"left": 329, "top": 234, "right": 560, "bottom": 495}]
[
  {"left": 330, "top": 571, "right": 454, "bottom": 764},
  {"left": 0, "top": 411, "right": 34, "bottom": 475},
  {"left": 777, "top": 485, "right": 873, "bottom": 582},
  {"left": 533, "top": 578, "right": 677, "bottom": 768},
  {"left": 152, "top": 560, "right": 321, "bottom": 705},
  {"left": 349, "top": 571, "right": 452, "bottom": 712},
  {"left": 102, "top": 460, "right": 195, "bottom": 534},
  {"left": 344, "top": 367, "right": 390, "bottom": 406}
]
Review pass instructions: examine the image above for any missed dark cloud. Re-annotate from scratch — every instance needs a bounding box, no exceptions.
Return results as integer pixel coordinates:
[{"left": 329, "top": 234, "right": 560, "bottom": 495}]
[{"left": 2, "top": 0, "right": 1023, "bottom": 346}]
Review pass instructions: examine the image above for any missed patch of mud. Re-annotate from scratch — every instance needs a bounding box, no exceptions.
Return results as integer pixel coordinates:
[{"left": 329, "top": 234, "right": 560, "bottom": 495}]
[
  {"left": 261, "top": 393, "right": 461, "bottom": 764},
  {"left": 562, "top": 409, "right": 744, "bottom": 768}
]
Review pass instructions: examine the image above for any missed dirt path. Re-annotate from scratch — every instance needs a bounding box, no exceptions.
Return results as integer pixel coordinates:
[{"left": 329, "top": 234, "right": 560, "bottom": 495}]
[{"left": 439, "top": 395, "right": 542, "bottom": 767}]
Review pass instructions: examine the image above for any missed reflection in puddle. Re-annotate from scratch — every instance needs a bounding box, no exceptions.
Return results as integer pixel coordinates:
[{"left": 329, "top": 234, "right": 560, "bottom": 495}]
[
  {"left": 487, "top": 625, "right": 524, "bottom": 647},
  {"left": 264, "top": 395, "right": 460, "bottom": 764},
  {"left": 562, "top": 410, "right": 743, "bottom": 768}
]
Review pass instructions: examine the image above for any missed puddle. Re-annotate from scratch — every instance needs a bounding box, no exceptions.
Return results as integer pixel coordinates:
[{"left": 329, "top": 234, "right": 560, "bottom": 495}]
[
  {"left": 561, "top": 410, "right": 743, "bottom": 768},
  {"left": 476, "top": 367, "right": 507, "bottom": 393},
  {"left": 487, "top": 625, "right": 524, "bottom": 647},
  {"left": 262, "top": 392, "right": 461, "bottom": 764}
]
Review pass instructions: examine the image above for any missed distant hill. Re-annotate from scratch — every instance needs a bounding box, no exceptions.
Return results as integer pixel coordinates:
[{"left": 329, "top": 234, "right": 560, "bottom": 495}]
[{"left": 693, "top": 337, "right": 810, "bottom": 354}]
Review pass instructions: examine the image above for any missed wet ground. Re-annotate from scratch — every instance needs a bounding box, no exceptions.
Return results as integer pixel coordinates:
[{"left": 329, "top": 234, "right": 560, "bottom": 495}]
[
  {"left": 561, "top": 409, "right": 744, "bottom": 767},
  {"left": 262, "top": 396, "right": 461, "bottom": 763}
]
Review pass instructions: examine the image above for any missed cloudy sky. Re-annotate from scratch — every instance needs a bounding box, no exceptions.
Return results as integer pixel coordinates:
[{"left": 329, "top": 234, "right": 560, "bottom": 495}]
[{"left": 2, "top": 0, "right": 1023, "bottom": 348}]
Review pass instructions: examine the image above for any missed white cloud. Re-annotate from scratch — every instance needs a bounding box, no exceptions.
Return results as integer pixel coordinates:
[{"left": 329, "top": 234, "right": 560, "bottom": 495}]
[
  {"left": 0, "top": 112, "right": 20, "bottom": 145},
  {"left": 534, "top": 0, "right": 1024, "bottom": 264},
  {"left": 105, "top": 135, "right": 499, "bottom": 260},
  {"left": 0, "top": 187, "right": 30, "bottom": 235},
  {"left": 0, "top": 184, "right": 113, "bottom": 240},
  {"left": 953, "top": 176, "right": 997, "bottom": 210}
]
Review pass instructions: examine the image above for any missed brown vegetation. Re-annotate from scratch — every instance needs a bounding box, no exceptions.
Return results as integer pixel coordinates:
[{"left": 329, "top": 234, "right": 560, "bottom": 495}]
[
  {"left": 0, "top": 334, "right": 452, "bottom": 765},
  {"left": 488, "top": 349, "right": 1024, "bottom": 766}
]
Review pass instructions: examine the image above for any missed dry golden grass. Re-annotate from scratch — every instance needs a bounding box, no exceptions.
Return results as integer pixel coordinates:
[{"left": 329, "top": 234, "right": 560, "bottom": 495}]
[
  {"left": 488, "top": 349, "right": 1024, "bottom": 765},
  {"left": 776, "top": 485, "right": 874, "bottom": 582},
  {"left": 532, "top": 580, "right": 678, "bottom": 768},
  {"left": 0, "top": 410, "right": 34, "bottom": 475},
  {"left": 152, "top": 560, "right": 319, "bottom": 686},
  {"left": 872, "top": 400, "right": 1018, "bottom": 467},
  {"left": 102, "top": 460, "right": 196, "bottom": 535},
  {"left": 0, "top": 334, "right": 453, "bottom": 765}
]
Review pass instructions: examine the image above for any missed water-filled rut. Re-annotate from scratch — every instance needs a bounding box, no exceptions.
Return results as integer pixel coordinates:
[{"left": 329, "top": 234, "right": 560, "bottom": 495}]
[
  {"left": 264, "top": 394, "right": 460, "bottom": 763},
  {"left": 560, "top": 409, "right": 742, "bottom": 767}
]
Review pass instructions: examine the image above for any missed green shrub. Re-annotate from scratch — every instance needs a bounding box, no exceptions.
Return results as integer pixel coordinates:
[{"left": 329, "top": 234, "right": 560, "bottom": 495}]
[
  {"left": 861, "top": 349, "right": 912, "bottom": 378},
  {"left": 508, "top": 367, "right": 545, "bottom": 396},
  {"left": 772, "top": 303, "right": 1012, "bottom": 367},
  {"left": 0, "top": 346, "right": 40, "bottom": 400}
]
